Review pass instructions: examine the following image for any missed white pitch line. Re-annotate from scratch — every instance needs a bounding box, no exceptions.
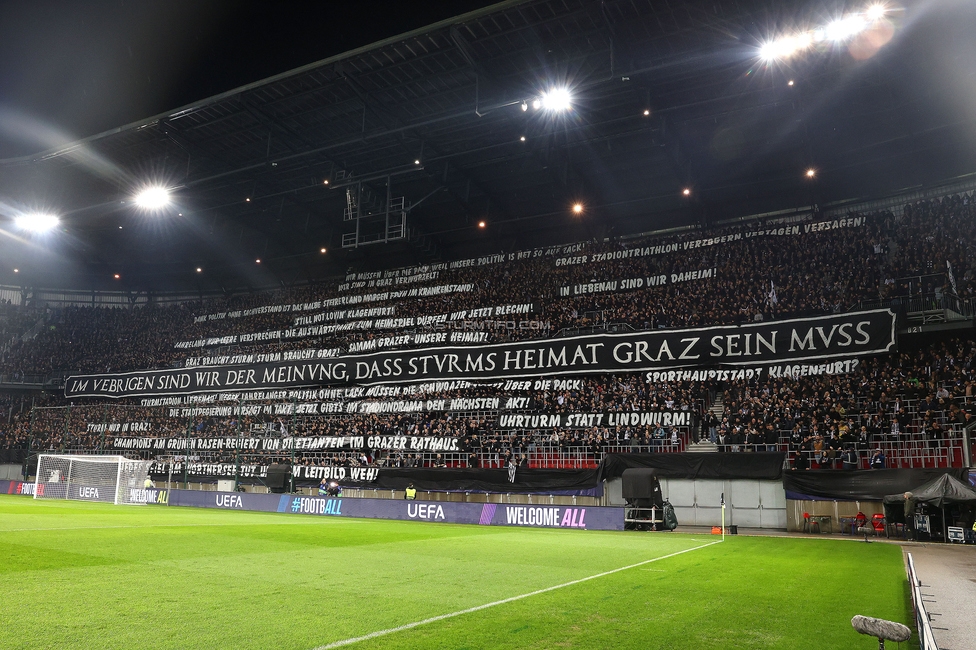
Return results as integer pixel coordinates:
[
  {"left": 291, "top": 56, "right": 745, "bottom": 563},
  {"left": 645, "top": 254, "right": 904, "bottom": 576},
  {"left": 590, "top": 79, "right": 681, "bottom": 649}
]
[{"left": 311, "top": 539, "right": 723, "bottom": 650}]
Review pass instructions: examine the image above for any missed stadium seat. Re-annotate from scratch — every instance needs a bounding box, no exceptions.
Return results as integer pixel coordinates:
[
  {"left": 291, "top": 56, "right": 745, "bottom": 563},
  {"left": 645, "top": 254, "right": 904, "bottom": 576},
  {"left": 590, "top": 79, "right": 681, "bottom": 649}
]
[{"left": 871, "top": 514, "right": 888, "bottom": 538}]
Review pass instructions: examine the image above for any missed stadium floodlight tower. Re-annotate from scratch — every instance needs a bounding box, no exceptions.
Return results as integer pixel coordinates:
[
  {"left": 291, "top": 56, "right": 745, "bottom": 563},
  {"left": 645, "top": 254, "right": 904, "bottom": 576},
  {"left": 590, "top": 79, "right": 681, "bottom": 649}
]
[{"left": 34, "top": 454, "right": 153, "bottom": 505}]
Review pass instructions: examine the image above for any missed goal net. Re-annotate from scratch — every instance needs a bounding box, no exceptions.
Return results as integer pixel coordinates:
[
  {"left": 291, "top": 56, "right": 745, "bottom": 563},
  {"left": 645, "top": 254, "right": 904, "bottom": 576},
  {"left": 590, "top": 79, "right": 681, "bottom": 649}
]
[{"left": 34, "top": 454, "right": 153, "bottom": 505}]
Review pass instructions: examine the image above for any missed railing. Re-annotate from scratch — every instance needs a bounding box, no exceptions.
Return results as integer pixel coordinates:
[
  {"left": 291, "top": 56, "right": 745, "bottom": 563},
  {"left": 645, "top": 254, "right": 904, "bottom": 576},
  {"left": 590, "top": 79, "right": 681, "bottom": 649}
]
[
  {"left": 46, "top": 442, "right": 690, "bottom": 471},
  {"left": 19, "top": 312, "right": 50, "bottom": 342},
  {"left": 555, "top": 322, "right": 635, "bottom": 337},
  {"left": 856, "top": 292, "right": 975, "bottom": 321},
  {"left": 907, "top": 553, "right": 940, "bottom": 650},
  {"left": 0, "top": 373, "right": 50, "bottom": 386}
]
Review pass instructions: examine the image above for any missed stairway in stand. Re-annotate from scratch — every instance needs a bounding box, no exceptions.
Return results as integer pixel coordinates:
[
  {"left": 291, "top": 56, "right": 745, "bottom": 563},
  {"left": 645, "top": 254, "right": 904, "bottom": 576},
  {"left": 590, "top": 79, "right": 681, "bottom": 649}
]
[{"left": 687, "top": 392, "right": 724, "bottom": 453}]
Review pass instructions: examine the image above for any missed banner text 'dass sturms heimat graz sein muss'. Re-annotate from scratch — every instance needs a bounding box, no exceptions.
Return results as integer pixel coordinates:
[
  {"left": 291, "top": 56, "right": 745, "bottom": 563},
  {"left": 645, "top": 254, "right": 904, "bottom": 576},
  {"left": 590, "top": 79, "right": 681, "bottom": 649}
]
[{"left": 64, "top": 310, "right": 896, "bottom": 399}]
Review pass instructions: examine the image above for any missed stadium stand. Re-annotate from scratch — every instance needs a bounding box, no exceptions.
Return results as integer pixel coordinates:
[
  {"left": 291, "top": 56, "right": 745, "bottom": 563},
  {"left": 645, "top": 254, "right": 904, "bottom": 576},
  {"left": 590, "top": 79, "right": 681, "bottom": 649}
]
[{"left": 2, "top": 192, "right": 975, "bottom": 479}]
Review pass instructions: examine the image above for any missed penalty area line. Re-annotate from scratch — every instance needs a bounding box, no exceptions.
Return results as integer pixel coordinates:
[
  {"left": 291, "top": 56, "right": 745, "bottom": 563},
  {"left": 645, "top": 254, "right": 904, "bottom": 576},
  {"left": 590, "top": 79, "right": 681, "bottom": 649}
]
[{"left": 311, "top": 539, "right": 723, "bottom": 650}]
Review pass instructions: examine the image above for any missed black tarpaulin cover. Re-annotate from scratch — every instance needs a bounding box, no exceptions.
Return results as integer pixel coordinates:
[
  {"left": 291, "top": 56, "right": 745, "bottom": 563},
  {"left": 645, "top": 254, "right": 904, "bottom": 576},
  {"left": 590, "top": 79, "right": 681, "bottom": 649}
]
[
  {"left": 368, "top": 466, "right": 601, "bottom": 494},
  {"left": 784, "top": 468, "right": 969, "bottom": 501},
  {"left": 599, "top": 452, "right": 786, "bottom": 481},
  {"left": 349, "top": 452, "right": 788, "bottom": 494},
  {"left": 621, "top": 469, "right": 662, "bottom": 499},
  {"left": 882, "top": 473, "right": 976, "bottom": 508}
]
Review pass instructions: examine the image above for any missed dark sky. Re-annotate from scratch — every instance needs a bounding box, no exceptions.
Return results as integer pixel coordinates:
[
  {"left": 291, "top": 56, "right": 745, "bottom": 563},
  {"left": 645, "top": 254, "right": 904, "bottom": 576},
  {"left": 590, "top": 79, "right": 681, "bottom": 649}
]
[{"left": 0, "top": 0, "right": 497, "bottom": 159}]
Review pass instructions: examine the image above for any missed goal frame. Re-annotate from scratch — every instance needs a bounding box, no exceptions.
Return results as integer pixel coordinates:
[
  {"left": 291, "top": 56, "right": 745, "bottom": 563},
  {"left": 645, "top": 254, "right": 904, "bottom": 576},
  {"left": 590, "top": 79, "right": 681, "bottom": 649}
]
[{"left": 33, "top": 454, "right": 152, "bottom": 505}]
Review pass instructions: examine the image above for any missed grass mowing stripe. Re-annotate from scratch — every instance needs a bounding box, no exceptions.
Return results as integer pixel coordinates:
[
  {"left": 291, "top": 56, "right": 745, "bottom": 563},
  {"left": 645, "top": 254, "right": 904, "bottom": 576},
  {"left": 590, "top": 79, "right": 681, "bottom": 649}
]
[
  {"left": 311, "top": 539, "right": 723, "bottom": 650},
  {"left": 1, "top": 519, "right": 362, "bottom": 532}
]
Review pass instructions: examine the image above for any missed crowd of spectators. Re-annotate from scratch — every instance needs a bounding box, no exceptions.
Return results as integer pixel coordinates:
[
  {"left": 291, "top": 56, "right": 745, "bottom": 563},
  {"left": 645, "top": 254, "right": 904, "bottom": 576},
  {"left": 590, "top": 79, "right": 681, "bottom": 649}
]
[
  {"left": 2, "top": 191, "right": 976, "bottom": 473},
  {"left": 7, "top": 194, "right": 972, "bottom": 377},
  {"left": 714, "top": 338, "right": 976, "bottom": 468}
]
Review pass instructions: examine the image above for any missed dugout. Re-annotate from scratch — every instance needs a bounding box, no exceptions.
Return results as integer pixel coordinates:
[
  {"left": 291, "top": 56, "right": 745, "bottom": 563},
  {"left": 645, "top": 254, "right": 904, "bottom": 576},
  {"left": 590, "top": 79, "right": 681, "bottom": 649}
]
[{"left": 883, "top": 473, "right": 976, "bottom": 541}]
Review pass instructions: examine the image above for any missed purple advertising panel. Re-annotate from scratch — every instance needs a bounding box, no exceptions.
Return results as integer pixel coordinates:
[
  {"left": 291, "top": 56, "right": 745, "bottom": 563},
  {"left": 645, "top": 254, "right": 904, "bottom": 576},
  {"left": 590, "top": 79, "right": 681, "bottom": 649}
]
[
  {"left": 167, "top": 489, "right": 624, "bottom": 531},
  {"left": 1, "top": 479, "right": 36, "bottom": 495},
  {"left": 0, "top": 479, "right": 170, "bottom": 504}
]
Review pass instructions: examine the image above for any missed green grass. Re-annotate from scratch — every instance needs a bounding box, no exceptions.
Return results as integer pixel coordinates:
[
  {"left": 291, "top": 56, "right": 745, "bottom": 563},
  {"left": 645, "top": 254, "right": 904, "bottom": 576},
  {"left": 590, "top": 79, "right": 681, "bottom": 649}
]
[{"left": 0, "top": 495, "right": 911, "bottom": 650}]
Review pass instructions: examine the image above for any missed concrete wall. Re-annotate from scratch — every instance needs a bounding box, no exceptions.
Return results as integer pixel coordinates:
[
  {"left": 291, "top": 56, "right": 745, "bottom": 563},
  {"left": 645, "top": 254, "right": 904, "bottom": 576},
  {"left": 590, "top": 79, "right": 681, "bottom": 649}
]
[
  {"left": 607, "top": 477, "right": 788, "bottom": 529},
  {"left": 0, "top": 464, "right": 23, "bottom": 480}
]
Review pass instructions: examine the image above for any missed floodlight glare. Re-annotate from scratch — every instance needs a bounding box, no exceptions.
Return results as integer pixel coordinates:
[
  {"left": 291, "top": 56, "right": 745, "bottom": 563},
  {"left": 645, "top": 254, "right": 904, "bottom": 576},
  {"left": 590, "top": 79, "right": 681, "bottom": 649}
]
[
  {"left": 540, "top": 88, "right": 572, "bottom": 112},
  {"left": 825, "top": 15, "right": 867, "bottom": 41},
  {"left": 866, "top": 4, "right": 887, "bottom": 21},
  {"left": 572, "top": 203, "right": 583, "bottom": 214},
  {"left": 760, "top": 33, "right": 812, "bottom": 61},
  {"left": 134, "top": 187, "right": 170, "bottom": 210},
  {"left": 15, "top": 213, "right": 59, "bottom": 233},
  {"left": 806, "top": 168, "right": 817, "bottom": 178}
]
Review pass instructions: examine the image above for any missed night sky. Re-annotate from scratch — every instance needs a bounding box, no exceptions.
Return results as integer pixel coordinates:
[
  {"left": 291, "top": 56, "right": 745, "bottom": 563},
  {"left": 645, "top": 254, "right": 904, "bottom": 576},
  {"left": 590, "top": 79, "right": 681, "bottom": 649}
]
[{"left": 0, "top": 0, "right": 497, "bottom": 159}]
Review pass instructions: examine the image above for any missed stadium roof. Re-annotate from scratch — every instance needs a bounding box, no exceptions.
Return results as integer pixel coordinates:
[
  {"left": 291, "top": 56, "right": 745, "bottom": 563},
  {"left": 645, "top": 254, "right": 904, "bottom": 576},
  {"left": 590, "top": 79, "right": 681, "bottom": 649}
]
[{"left": 1, "top": 0, "right": 974, "bottom": 294}]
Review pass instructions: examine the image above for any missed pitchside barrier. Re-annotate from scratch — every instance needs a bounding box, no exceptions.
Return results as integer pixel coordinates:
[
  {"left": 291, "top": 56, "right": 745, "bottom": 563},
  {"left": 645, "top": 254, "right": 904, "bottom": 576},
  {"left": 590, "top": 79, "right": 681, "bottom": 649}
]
[
  {"left": 907, "top": 553, "right": 940, "bottom": 650},
  {"left": 0, "top": 480, "right": 622, "bottom": 530}
]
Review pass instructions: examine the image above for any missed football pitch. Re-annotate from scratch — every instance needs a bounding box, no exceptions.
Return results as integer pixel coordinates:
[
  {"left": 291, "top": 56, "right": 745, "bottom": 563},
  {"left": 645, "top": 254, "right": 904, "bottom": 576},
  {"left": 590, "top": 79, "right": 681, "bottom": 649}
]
[{"left": 0, "top": 495, "right": 912, "bottom": 649}]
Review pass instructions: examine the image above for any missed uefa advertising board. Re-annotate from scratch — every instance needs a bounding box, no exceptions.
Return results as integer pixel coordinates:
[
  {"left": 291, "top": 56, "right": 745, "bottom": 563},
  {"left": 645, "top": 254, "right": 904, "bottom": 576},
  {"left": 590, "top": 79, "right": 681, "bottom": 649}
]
[{"left": 168, "top": 489, "right": 623, "bottom": 531}]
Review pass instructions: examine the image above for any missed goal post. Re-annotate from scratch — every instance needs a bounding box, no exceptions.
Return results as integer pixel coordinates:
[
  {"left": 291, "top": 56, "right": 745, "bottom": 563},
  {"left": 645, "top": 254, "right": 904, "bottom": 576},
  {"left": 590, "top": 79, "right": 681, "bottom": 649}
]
[{"left": 34, "top": 454, "right": 153, "bottom": 505}]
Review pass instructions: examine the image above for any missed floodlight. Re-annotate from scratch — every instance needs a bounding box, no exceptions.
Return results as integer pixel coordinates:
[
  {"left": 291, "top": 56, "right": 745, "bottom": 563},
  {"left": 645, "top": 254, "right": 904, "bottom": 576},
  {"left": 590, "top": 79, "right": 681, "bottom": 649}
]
[
  {"left": 806, "top": 168, "right": 817, "bottom": 178},
  {"left": 572, "top": 203, "right": 583, "bottom": 214},
  {"left": 114, "top": 274, "right": 120, "bottom": 279},
  {"left": 760, "top": 33, "right": 812, "bottom": 61},
  {"left": 825, "top": 15, "right": 867, "bottom": 41},
  {"left": 196, "top": 267, "right": 202, "bottom": 273},
  {"left": 866, "top": 4, "right": 887, "bottom": 21},
  {"left": 13, "top": 268, "right": 19, "bottom": 273},
  {"left": 531, "top": 99, "right": 541, "bottom": 110},
  {"left": 14, "top": 213, "right": 59, "bottom": 233},
  {"left": 521, "top": 101, "right": 528, "bottom": 111},
  {"left": 134, "top": 187, "right": 170, "bottom": 210},
  {"left": 255, "top": 259, "right": 261, "bottom": 264},
  {"left": 540, "top": 88, "right": 572, "bottom": 112},
  {"left": 320, "top": 247, "right": 327, "bottom": 254},
  {"left": 478, "top": 221, "right": 486, "bottom": 228},
  {"left": 682, "top": 188, "right": 691, "bottom": 196},
  {"left": 520, "top": 135, "right": 526, "bottom": 142},
  {"left": 643, "top": 109, "right": 650, "bottom": 116},
  {"left": 788, "top": 80, "right": 795, "bottom": 86}
]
